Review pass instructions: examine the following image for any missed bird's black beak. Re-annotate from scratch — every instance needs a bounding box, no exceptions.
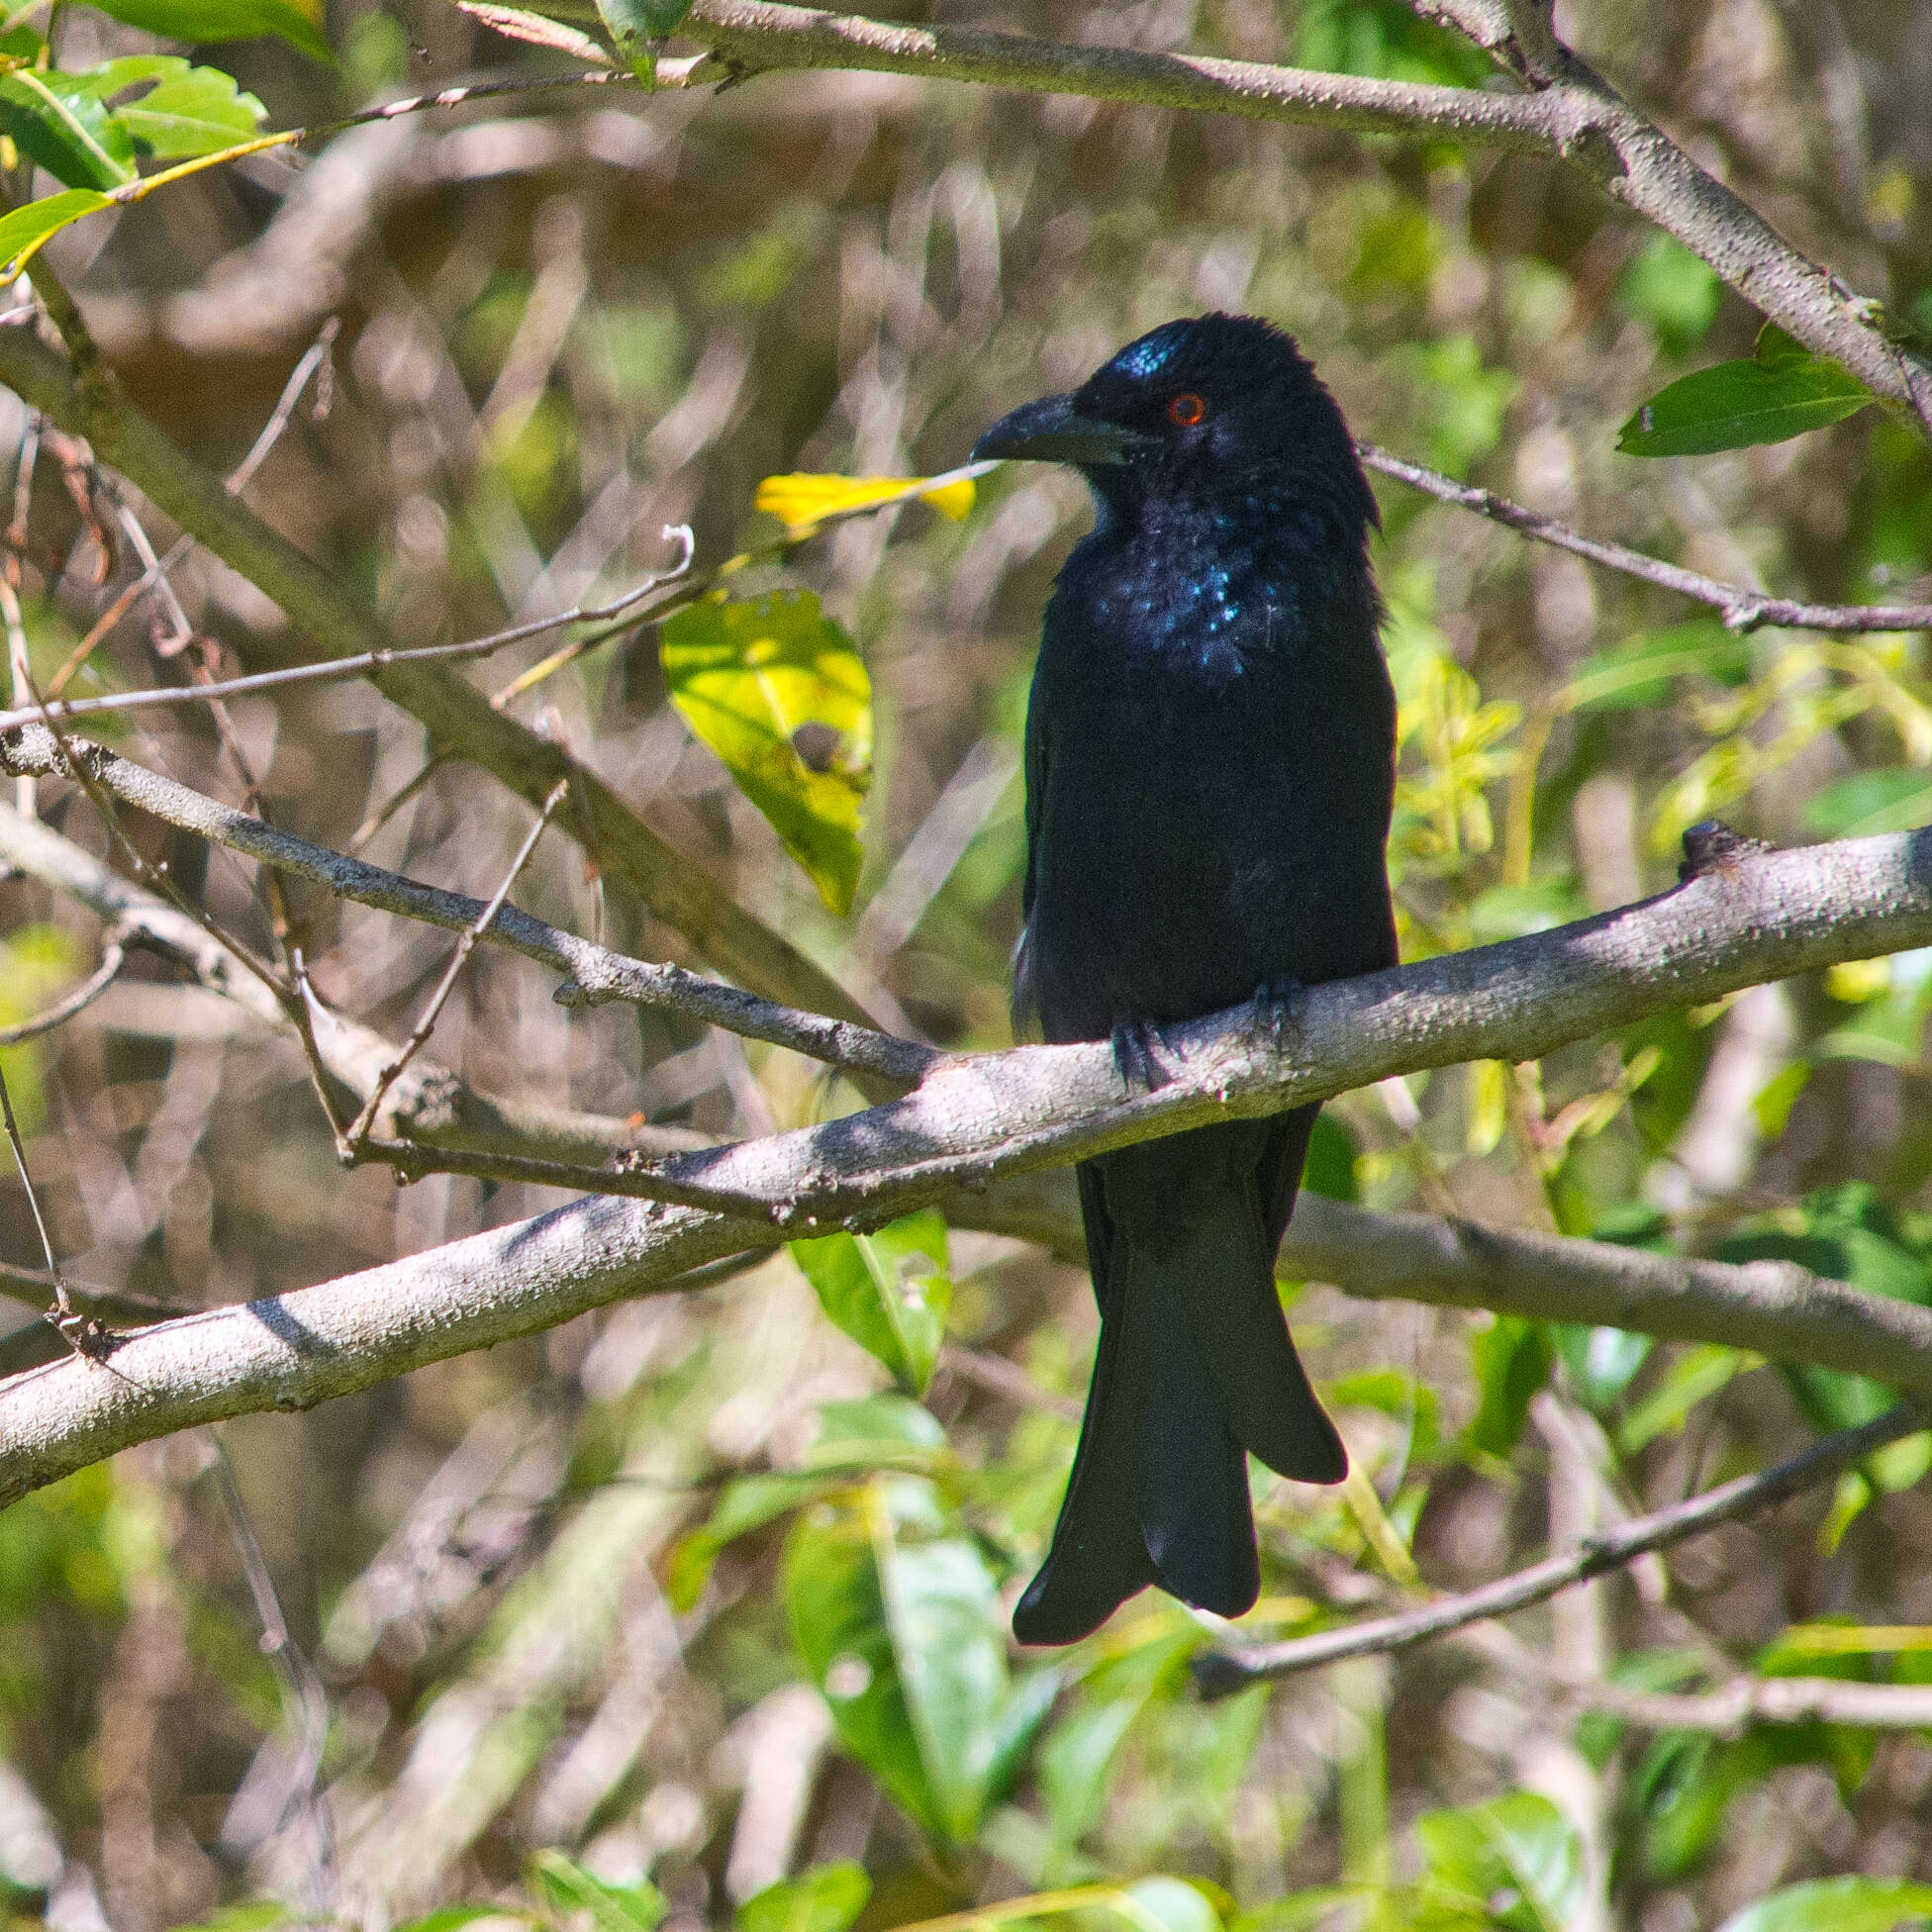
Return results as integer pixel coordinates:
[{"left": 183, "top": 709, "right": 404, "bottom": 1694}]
[{"left": 971, "top": 393, "right": 1145, "bottom": 467}]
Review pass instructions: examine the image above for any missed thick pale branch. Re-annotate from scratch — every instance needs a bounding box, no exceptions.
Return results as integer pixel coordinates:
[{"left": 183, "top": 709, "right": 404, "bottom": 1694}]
[
  {"left": 633, "top": 824, "right": 1932, "bottom": 1227},
  {"left": 14, "top": 825, "right": 1932, "bottom": 1500},
  {"left": 675, "top": 1, "right": 1932, "bottom": 426}
]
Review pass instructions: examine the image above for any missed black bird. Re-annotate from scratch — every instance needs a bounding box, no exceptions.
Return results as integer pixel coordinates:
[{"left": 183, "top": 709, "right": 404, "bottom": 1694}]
[{"left": 971, "top": 314, "right": 1398, "bottom": 1645}]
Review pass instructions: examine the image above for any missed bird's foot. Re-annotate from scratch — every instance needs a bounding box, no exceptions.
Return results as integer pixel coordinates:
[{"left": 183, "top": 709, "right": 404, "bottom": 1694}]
[
  {"left": 1111, "top": 1016, "right": 1173, "bottom": 1095},
  {"left": 1250, "top": 975, "right": 1304, "bottom": 1060}
]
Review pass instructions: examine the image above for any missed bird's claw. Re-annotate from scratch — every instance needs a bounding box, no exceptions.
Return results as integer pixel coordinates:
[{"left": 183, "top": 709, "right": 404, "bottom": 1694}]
[
  {"left": 1250, "top": 975, "right": 1303, "bottom": 1059},
  {"left": 1111, "top": 1016, "right": 1173, "bottom": 1095}
]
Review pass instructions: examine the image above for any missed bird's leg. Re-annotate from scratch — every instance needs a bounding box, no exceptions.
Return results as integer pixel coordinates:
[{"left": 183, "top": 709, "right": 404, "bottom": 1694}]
[
  {"left": 1111, "top": 1015, "right": 1173, "bottom": 1095},
  {"left": 1249, "top": 974, "right": 1304, "bottom": 1061}
]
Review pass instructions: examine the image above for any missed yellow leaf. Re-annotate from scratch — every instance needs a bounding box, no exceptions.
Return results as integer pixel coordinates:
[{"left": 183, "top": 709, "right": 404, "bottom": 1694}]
[
  {"left": 754, "top": 469, "right": 978, "bottom": 537},
  {"left": 660, "top": 590, "right": 871, "bottom": 915}
]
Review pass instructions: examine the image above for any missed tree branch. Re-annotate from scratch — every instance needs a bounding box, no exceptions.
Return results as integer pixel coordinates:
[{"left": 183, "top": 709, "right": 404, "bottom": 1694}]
[
  {"left": 1192, "top": 1401, "right": 1929, "bottom": 1695},
  {"left": 14, "top": 821, "right": 1932, "bottom": 1501}
]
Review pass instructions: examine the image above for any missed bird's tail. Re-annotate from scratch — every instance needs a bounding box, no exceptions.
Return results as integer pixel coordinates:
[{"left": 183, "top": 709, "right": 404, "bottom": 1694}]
[{"left": 1012, "top": 1117, "right": 1346, "bottom": 1646}]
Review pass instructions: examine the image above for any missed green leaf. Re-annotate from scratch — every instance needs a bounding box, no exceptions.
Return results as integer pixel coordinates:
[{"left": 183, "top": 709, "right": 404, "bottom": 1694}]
[
  {"left": 0, "top": 70, "right": 134, "bottom": 188},
  {"left": 1803, "top": 767, "right": 1932, "bottom": 838},
  {"left": 1552, "top": 1323, "right": 1650, "bottom": 1412},
  {"left": 792, "top": 1208, "right": 952, "bottom": 1395},
  {"left": 0, "top": 185, "right": 110, "bottom": 268},
  {"left": 806, "top": 1393, "right": 947, "bottom": 1471},
  {"left": 1120, "top": 1879, "right": 1223, "bottom": 1932},
  {"left": 163, "top": 1910, "right": 301, "bottom": 1932},
  {"left": 666, "top": 1469, "right": 828, "bottom": 1612},
  {"left": 531, "top": 1851, "right": 667, "bottom": 1932},
  {"left": 588, "top": 0, "right": 687, "bottom": 82},
  {"left": 735, "top": 1865, "right": 871, "bottom": 1932},
  {"left": 1718, "top": 1184, "right": 1932, "bottom": 1432},
  {"left": 785, "top": 1483, "right": 948, "bottom": 1842},
  {"left": 1615, "top": 233, "right": 1722, "bottom": 355},
  {"left": 660, "top": 590, "right": 872, "bottom": 915},
  {"left": 786, "top": 1477, "right": 1019, "bottom": 1846},
  {"left": 75, "top": 56, "right": 268, "bottom": 157},
  {"left": 1299, "top": 1109, "right": 1359, "bottom": 1202},
  {"left": 1714, "top": 1876, "right": 1932, "bottom": 1932},
  {"left": 1465, "top": 1315, "right": 1551, "bottom": 1457},
  {"left": 1415, "top": 1793, "right": 1584, "bottom": 1932},
  {"left": 1562, "top": 620, "right": 1750, "bottom": 713},
  {"left": 84, "top": 0, "right": 332, "bottom": 60},
  {"left": 1618, "top": 1344, "right": 1751, "bottom": 1452},
  {"left": 1619, "top": 327, "right": 1874, "bottom": 457},
  {"left": 393, "top": 1910, "right": 529, "bottom": 1932},
  {"left": 878, "top": 1517, "right": 1013, "bottom": 1841}
]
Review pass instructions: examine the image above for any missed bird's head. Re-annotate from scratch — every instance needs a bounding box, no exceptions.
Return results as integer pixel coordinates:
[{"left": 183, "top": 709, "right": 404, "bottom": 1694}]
[{"left": 972, "top": 313, "right": 1374, "bottom": 531}]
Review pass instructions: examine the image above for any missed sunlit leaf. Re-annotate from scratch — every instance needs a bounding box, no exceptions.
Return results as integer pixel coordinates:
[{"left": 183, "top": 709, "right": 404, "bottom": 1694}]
[
  {"left": 0, "top": 70, "right": 134, "bottom": 189},
  {"left": 879, "top": 1516, "right": 1013, "bottom": 1841},
  {"left": 588, "top": 0, "right": 686, "bottom": 83},
  {"left": 1714, "top": 1876, "right": 1932, "bottom": 1932},
  {"left": 87, "top": 0, "right": 330, "bottom": 60},
  {"left": 1618, "top": 1344, "right": 1753, "bottom": 1452},
  {"left": 786, "top": 1482, "right": 948, "bottom": 1842},
  {"left": 163, "top": 1908, "right": 303, "bottom": 1932},
  {"left": 660, "top": 589, "right": 871, "bottom": 915},
  {"left": 531, "top": 1851, "right": 666, "bottom": 1932},
  {"left": 1120, "top": 1879, "right": 1223, "bottom": 1932},
  {"left": 1465, "top": 1314, "right": 1551, "bottom": 1457},
  {"left": 1619, "top": 326, "right": 1874, "bottom": 457},
  {"left": 786, "top": 1476, "right": 1021, "bottom": 1847},
  {"left": 736, "top": 1865, "right": 871, "bottom": 1932},
  {"left": 1415, "top": 1793, "right": 1584, "bottom": 1932},
  {"left": 665, "top": 1469, "right": 826, "bottom": 1612},
  {"left": 1803, "top": 767, "right": 1932, "bottom": 838},
  {"left": 75, "top": 56, "right": 268, "bottom": 157},
  {"left": 805, "top": 1394, "right": 947, "bottom": 1471},
  {"left": 1561, "top": 620, "right": 1750, "bottom": 713},
  {"left": 792, "top": 1208, "right": 951, "bottom": 1395},
  {"left": 754, "top": 468, "right": 979, "bottom": 537},
  {"left": 1552, "top": 1323, "right": 1650, "bottom": 1412},
  {"left": 392, "top": 1909, "right": 530, "bottom": 1932}
]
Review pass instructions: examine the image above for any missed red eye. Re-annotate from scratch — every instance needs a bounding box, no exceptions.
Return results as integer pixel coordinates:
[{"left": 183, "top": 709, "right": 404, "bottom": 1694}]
[{"left": 1168, "top": 392, "right": 1208, "bottom": 427}]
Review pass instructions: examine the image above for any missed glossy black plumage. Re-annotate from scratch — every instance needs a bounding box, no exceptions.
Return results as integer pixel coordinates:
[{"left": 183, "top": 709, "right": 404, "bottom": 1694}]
[{"left": 972, "top": 315, "right": 1398, "bottom": 1645}]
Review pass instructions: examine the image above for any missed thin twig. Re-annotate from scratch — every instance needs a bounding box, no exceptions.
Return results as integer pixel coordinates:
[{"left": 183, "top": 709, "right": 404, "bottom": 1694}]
[
  {"left": 1358, "top": 442, "right": 1932, "bottom": 635},
  {"left": 0, "top": 797, "right": 717, "bottom": 1168},
  {"left": 1193, "top": 1401, "right": 1930, "bottom": 1694},
  {"left": 342, "top": 779, "right": 570, "bottom": 1151},
  {"left": 361, "top": 1137, "right": 767, "bottom": 1214},
  {"left": 0, "top": 532, "right": 697, "bottom": 733},
  {"left": 348, "top": 746, "right": 451, "bottom": 852},
  {"left": 0, "top": 724, "right": 937, "bottom": 1083},
  {"left": 47, "top": 320, "right": 344, "bottom": 700},
  {"left": 204, "top": 1435, "right": 338, "bottom": 1910},
  {"left": 226, "top": 318, "right": 340, "bottom": 498},
  {"left": 110, "top": 498, "right": 190, "bottom": 652}
]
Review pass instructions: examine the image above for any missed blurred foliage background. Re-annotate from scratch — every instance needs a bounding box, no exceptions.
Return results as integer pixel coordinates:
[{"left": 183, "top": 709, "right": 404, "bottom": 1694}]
[{"left": 6, "top": 0, "right": 1932, "bottom": 1927}]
